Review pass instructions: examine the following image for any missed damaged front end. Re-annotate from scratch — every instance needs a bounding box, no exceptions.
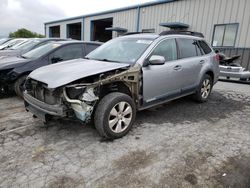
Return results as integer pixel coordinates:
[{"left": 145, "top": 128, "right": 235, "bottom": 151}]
[
  {"left": 63, "top": 86, "right": 98, "bottom": 122},
  {"left": 62, "top": 66, "right": 141, "bottom": 123},
  {"left": 24, "top": 66, "right": 141, "bottom": 123}
]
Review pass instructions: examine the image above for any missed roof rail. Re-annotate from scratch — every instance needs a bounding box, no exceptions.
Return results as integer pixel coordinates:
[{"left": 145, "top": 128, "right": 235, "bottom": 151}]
[{"left": 159, "top": 30, "right": 204, "bottom": 38}]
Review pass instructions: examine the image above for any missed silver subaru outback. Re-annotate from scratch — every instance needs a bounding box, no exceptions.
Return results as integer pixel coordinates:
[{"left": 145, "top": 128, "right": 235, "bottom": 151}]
[{"left": 24, "top": 31, "right": 219, "bottom": 139}]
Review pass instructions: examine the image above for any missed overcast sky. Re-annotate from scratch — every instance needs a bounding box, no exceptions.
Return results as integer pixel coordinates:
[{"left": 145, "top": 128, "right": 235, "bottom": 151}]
[{"left": 0, "top": 0, "right": 154, "bottom": 37}]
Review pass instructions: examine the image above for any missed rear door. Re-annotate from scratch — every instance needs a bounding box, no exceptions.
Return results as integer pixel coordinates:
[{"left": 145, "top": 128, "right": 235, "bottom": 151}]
[{"left": 176, "top": 38, "right": 204, "bottom": 92}]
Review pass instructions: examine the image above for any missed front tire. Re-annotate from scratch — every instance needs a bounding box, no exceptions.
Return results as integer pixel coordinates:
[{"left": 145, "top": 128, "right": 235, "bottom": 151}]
[
  {"left": 193, "top": 74, "right": 213, "bottom": 103},
  {"left": 14, "top": 75, "right": 27, "bottom": 98},
  {"left": 94, "top": 92, "right": 136, "bottom": 139}
]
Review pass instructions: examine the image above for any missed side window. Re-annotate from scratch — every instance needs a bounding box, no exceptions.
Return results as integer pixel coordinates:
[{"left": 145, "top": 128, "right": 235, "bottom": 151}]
[
  {"left": 177, "top": 38, "right": 197, "bottom": 59},
  {"left": 85, "top": 44, "right": 99, "bottom": 55},
  {"left": 198, "top": 40, "right": 212, "bottom": 54},
  {"left": 149, "top": 39, "right": 177, "bottom": 62},
  {"left": 49, "top": 44, "right": 83, "bottom": 63},
  {"left": 194, "top": 40, "right": 203, "bottom": 56}
]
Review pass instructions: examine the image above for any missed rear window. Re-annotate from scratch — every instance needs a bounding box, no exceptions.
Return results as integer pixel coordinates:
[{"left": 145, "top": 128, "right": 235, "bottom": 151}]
[
  {"left": 177, "top": 38, "right": 197, "bottom": 58},
  {"left": 198, "top": 40, "right": 212, "bottom": 54}
]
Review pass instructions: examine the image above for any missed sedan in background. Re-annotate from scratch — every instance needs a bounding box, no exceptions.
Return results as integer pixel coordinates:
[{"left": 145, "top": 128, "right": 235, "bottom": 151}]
[
  {"left": 0, "top": 38, "right": 29, "bottom": 50},
  {"left": 0, "top": 38, "right": 67, "bottom": 58},
  {"left": 0, "top": 41, "right": 102, "bottom": 97},
  {"left": 0, "top": 38, "right": 12, "bottom": 45}
]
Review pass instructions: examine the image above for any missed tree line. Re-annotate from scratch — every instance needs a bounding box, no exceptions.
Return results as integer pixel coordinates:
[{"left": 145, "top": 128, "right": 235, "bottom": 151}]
[{"left": 9, "top": 28, "right": 44, "bottom": 38}]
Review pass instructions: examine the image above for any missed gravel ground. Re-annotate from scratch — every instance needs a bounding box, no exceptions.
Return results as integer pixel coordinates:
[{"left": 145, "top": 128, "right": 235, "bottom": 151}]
[{"left": 0, "top": 81, "right": 250, "bottom": 188}]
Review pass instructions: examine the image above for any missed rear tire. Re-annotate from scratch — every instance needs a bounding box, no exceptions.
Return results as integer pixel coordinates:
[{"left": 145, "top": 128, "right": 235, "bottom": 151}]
[
  {"left": 94, "top": 92, "right": 136, "bottom": 139},
  {"left": 193, "top": 74, "right": 213, "bottom": 103},
  {"left": 14, "top": 75, "right": 27, "bottom": 98}
]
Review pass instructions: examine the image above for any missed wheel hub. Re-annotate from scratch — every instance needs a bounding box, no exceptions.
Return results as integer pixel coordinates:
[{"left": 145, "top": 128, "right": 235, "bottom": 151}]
[
  {"left": 108, "top": 101, "right": 132, "bottom": 133},
  {"left": 201, "top": 79, "right": 211, "bottom": 99}
]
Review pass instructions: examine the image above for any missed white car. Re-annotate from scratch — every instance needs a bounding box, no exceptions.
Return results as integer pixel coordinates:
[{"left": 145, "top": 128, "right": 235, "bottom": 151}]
[{"left": 218, "top": 54, "right": 250, "bottom": 81}]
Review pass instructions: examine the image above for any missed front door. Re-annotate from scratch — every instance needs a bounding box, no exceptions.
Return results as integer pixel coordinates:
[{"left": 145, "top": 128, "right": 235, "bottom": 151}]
[{"left": 142, "top": 38, "right": 181, "bottom": 104}]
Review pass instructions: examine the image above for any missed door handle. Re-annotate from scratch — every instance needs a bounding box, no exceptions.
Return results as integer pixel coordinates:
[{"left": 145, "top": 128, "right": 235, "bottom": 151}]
[
  {"left": 173, "top": 65, "right": 182, "bottom": 71},
  {"left": 200, "top": 60, "right": 205, "bottom": 64}
]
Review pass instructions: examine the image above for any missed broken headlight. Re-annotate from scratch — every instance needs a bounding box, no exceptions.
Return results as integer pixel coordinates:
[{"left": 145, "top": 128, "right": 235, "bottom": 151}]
[{"left": 66, "top": 86, "right": 86, "bottom": 99}]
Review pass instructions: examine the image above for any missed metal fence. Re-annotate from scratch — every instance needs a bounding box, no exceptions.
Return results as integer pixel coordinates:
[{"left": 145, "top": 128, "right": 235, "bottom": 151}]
[{"left": 214, "top": 48, "right": 250, "bottom": 70}]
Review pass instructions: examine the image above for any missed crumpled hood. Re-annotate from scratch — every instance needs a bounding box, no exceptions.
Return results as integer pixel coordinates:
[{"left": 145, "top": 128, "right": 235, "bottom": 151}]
[
  {"left": 0, "top": 56, "right": 30, "bottom": 70},
  {"left": 29, "top": 58, "right": 130, "bottom": 89}
]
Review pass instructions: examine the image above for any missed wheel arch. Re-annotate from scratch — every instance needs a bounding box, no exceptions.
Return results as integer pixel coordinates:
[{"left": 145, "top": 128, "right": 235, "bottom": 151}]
[
  {"left": 204, "top": 70, "right": 214, "bottom": 84},
  {"left": 98, "top": 81, "right": 132, "bottom": 99}
]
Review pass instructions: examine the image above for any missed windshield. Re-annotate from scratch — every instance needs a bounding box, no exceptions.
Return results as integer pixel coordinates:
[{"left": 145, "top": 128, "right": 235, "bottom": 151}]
[
  {"left": 86, "top": 38, "right": 153, "bottom": 64},
  {"left": 9, "top": 39, "right": 41, "bottom": 50},
  {"left": 22, "top": 43, "right": 62, "bottom": 59}
]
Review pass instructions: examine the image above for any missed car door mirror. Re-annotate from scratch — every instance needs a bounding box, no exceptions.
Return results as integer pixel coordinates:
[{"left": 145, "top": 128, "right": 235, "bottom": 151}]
[
  {"left": 51, "top": 57, "right": 63, "bottom": 63},
  {"left": 148, "top": 55, "right": 165, "bottom": 65}
]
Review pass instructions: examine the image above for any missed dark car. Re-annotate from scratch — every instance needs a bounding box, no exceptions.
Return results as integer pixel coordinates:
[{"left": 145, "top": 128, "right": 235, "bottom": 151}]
[
  {"left": 0, "top": 41, "right": 102, "bottom": 97},
  {"left": 0, "top": 38, "right": 67, "bottom": 58}
]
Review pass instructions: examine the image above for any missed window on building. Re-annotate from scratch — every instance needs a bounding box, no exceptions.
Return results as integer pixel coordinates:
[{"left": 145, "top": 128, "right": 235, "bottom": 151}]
[
  {"left": 142, "top": 29, "right": 155, "bottom": 33},
  {"left": 177, "top": 38, "right": 197, "bottom": 58},
  {"left": 212, "top": 23, "right": 238, "bottom": 47},
  {"left": 149, "top": 39, "right": 177, "bottom": 61}
]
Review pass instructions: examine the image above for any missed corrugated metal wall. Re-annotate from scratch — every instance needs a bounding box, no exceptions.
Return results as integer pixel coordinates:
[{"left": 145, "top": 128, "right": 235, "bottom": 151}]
[
  {"left": 139, "top": 0, "right": 250, "bottom": 48},
  {"left": 45, "top": 0, "right": 249, "bottom": 47},
  {"left": 84, "top": 8, "right": 137, "bottom": 40}
]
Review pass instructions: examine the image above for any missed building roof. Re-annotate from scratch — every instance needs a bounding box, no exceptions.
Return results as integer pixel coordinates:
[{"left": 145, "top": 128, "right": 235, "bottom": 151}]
[{"left": 45, "top": 0, "right": 177, "bottom": 25}]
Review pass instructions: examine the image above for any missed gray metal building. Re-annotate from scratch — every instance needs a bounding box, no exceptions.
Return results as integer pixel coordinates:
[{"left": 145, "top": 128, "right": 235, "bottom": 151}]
[{"left": 45, "top": 0, "right": 250, "bottom": 69}]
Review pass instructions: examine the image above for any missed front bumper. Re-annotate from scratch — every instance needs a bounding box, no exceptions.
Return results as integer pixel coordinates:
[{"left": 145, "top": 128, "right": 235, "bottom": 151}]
[
  {"left": 220, "top": 71, "right": 250, "bottom": 79},
  {"left": 24, "top": 92, "right": 67, "bottom": 121},
  {"left": 219, "top": 65, "right": 250, "bottom": 79}
]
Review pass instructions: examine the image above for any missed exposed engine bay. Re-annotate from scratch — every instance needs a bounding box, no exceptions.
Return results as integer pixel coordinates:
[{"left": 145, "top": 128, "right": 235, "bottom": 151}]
[
  {"left": 63, "top": 66, "right": 141, "bottom": 122},
  {"left": 24, "top": 66, "right": 141, "bottom": 123}
]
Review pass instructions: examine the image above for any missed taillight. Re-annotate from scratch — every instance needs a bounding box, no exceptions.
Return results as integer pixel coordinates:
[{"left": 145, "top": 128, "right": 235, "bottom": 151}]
[{"left": 214, "top": 54, "right": 220, "bottom": 62}]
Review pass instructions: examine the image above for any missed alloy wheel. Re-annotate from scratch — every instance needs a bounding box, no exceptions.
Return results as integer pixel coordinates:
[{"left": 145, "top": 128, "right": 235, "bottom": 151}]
[
  {"left": 201, "top": 79, "right": 211, "bottom": 99},
  {"left": 108, "top": 101, "right": 133, "bottom": 133}
]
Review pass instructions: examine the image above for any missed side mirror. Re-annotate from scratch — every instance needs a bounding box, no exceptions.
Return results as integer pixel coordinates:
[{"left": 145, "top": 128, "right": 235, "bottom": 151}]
[
  {"left": 51, "top": 57, "right": 63, "bottom": 63},
  {"left": 148, "top": 55, "right": 165, "bottom": 65}
]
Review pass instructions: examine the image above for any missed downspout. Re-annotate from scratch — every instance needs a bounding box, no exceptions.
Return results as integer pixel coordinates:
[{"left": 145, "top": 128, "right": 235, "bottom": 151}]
[
  {"left": 136, "top": 6, "right": 141, "bottom": 32},
  {"left": 82, "top": 17, "right": 85, "bottom": 41}
]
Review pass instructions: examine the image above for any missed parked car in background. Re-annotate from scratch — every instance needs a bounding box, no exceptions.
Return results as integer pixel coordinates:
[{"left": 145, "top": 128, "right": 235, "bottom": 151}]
[
  {"left": 0, "top": 41, "right": 102, "bottom": 97},
  {"left": 0, "top": 38, "right": 12, "bottom": 45},
  {"left": 0, "top": 38, "right": 67, "bottom": 59},
  {"left": 216, "top": 51, "right": 250, "bottom": 81},
  {"left": 24, "top": 31, "right": 219, "bottom": 139},
  {"left": 0, "top": 38, "right": 29, "bottom": 50}
]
